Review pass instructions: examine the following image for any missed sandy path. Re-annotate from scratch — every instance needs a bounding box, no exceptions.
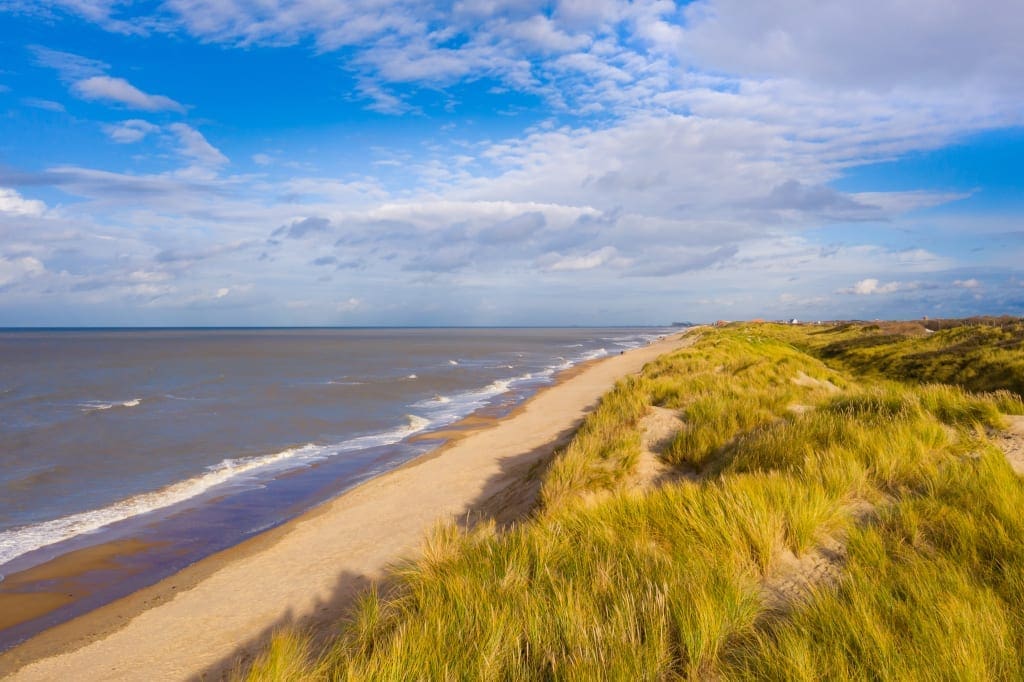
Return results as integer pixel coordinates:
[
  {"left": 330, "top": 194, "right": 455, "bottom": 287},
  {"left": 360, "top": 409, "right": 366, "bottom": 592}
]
[
  {"left": 2, "top": 331, "right": 695, "bottom": 681},
  {"left": 996, "top": 415, "right": 1024, "bottom": 476}
]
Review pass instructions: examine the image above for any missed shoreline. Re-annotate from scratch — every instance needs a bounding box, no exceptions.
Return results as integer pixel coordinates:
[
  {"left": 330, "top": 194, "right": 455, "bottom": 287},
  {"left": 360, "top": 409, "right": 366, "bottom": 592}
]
[
  {"left": 0, "top": 329, "right": 695, "bottom": 680},
  {"left": 0, "top": 333, "right": 613, "bottom": 652}
]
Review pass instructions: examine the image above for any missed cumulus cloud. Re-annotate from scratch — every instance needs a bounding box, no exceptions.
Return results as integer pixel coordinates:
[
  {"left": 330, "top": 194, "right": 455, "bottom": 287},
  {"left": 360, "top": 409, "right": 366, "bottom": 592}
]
[
  {"left": 954, "top": 278, "right": 981, "bottom": 289},
  {"left": 4, "top": 1, "right": 1024, "bottom": 323},
  {"left": 72, "top": 75, "right": 185, "bottom": 111},
  {"left": 22, "top": 1, "right": 1024, "bottom": 120},
  {"left": 0, "top": 187, "right": 47, "bottom": 217},
  {"left": 0, "top": 255, "right": 45, "bottom": 287}
]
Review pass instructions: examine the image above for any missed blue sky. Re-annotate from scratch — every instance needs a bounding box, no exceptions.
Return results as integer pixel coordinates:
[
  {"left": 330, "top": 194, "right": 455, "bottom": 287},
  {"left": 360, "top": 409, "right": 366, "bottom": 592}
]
[{"left": 1, "top": 0, "right": 1022, "bottom": 325}]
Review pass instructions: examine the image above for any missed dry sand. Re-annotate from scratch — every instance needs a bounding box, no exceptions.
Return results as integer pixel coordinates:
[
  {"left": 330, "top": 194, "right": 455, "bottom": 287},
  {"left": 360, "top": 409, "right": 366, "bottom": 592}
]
[{"left": 1, "top": 330, "right": 696, "bottom": 681}]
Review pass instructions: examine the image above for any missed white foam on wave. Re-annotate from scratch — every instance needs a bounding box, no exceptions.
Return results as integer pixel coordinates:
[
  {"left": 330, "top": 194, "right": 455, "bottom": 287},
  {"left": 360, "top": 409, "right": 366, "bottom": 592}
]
[
  {"left": 412, "top": 342, "right": 621, "bottom": 424},
  {"left": 602, "top": 331, "right": 666, "bottom": 349},
  {"left": 164, "top": 393, "right": 203, "bottom": 401},
  {"left": 448, "top": 360, "right": 459, "bottom": 366},
  {"left": 79, "top": 398, "right": 141, "bottom": 412},
  {"left": 412, "top": 370, "right": 538, "bottom": 421},
  {"left": 0, "top": 414, "right": 432, "bottom": 568},
  {"left": 406, "top": 374, "right": 417, "bottom": 379},
  {"left": 486, "top": 378, "right": 513, "bottom": 393}
]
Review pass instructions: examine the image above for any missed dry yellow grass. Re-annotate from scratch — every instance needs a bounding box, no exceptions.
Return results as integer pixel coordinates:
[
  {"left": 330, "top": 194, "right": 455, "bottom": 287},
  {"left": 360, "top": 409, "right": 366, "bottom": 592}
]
[{"left": 241, "top": 321, "right": 1024, "bottom": 680}]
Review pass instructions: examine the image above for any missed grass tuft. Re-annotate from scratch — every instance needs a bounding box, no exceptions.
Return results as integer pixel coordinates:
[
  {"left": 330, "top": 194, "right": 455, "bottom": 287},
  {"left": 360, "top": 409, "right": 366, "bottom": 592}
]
[{"left": 240, "top": 320, "right": 1024, "bottom": 681}]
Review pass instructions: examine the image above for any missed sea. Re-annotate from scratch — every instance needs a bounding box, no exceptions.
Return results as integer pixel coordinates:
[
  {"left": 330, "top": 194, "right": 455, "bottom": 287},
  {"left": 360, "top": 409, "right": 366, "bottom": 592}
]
[{"left": 0, "top": 327, "right": 672, "bottom": 648}]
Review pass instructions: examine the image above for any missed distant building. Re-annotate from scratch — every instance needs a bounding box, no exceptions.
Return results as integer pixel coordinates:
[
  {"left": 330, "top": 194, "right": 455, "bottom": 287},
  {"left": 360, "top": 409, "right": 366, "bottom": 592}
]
[{"left": 789, "top": 318, "right": 799, "bottom": 325}]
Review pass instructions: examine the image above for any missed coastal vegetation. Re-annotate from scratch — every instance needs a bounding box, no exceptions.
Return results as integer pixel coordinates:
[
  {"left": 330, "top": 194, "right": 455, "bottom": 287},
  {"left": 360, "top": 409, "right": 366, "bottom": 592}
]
[
  {"left": 243, "top": 320, "right": 1024, "bottom": 680},
  {"left": 789, "top": 316, "right": 1024, "bottom": 396}
]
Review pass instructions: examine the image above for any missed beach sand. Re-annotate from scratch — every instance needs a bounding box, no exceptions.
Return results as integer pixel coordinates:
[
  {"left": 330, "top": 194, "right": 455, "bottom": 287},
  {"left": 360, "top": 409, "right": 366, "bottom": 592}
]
[{"left": 0, "top": 330, "right": 695, "bottom": 681}]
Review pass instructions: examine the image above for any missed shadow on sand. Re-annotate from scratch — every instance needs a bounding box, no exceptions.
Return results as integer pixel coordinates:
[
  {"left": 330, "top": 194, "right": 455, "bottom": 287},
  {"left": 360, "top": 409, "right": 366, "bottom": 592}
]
[{"left": 195, "top": 417, "right": 587, "bottom": 680}]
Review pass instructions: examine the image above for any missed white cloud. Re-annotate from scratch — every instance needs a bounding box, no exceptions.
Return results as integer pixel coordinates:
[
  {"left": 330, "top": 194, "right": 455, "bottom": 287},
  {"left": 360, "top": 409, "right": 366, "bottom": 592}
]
[
  {"left": 0, "top": 255, "right": 45, "bottom": 286},
  {"left": 22, "top": 97, "right": 67, "bottom": 112},
  {"left": 72, "top": 76, "right": 185, "bottom": 112},
  {"left": 168, "top": 123, "right": 229, "bottom": 167},
  {"left": 126, "top": 269, "right": 171, "bottom": 283},
  {"left": 103, "top": 119, "right": 160, "bottom": 143},
  {"left": 954, "top": 278, "right": 981, "bottom": 289},
  {"left": 543, "top": 246, "right": 621, "bottom": 271},
  {"left": 839, "top": 278, "right": 903, "bottom": 295},
  {"left": 681, "top": 0, "right": 1024, "bottom": 95},
  {"left": 23, "top": 0, "right": 150, "bottom": 33},
  {"left": 0, "top": 187, "right": 47, "bottom": 217},
  {"left": 6, "top": 1, "right": 1024, "bottom": 323},
  {"left": 30, "top": 45, "right": 108, "bottom": 80},
  {"left": 337, "top": 297, "right": 361, "bottom": 312},
  {"left": 355, "top": 79, "right": 411, "bottom": 115},
  {"left": 502, "top": 15, "right": 591, "bottom": 53}
]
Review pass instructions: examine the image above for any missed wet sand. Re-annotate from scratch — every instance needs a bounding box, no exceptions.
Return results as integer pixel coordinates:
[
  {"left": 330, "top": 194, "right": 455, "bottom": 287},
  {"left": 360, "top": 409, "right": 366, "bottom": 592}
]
[{"left": 0, "top": 330, "right": 694, "bottom": 680}]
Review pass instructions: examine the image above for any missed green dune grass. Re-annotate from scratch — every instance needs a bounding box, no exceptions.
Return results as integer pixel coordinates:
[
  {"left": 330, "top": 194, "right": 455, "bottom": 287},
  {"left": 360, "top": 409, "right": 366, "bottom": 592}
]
[{"left": 241, "top": 321, "right": 1024, "bottom": 681}]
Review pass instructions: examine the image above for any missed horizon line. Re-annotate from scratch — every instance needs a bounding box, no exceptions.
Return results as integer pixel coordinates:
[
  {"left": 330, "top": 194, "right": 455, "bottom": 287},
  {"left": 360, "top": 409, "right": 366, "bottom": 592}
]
[{"left": 0, "top": 323, "right": 697, "bottom": 331}]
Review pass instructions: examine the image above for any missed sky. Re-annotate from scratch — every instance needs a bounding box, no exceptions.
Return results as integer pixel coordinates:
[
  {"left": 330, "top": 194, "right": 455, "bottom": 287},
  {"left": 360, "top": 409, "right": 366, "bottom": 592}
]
[{"left": 0, "top": 0, "right": 1022, "bottom": 326}]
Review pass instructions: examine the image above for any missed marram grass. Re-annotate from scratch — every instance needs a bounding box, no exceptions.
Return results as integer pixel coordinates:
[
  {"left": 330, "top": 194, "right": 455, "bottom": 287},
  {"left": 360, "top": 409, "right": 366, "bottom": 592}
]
[{"left": 240, "top": 321, "right": 1024, "bottom": 681}]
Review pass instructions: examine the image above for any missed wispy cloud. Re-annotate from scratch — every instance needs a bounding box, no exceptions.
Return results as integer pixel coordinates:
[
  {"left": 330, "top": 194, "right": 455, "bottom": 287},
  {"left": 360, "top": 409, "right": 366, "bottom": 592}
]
[
  {"left": 29, "top": 45, "right": 108, "bottom": 79},
  {"left": 168, "top": 123, "right": 228, "bottom": 166},
  {"left": 73, "top": 76, "right": 185, "bottom": 112},
  {"left": 32, "top": 45, "right": 186, "bottom": 113},
  {"left": 103, "top": 119, "right": 160, "bottom": 143},
  {"left": 541, "top": 246, "right": 624, "bottom": 272},
  {"left": 2, "top": 1, "right": 1024, "bottom": 323},
  {"left": 21, "top": 97, "right": 67, "bottom": 112}
]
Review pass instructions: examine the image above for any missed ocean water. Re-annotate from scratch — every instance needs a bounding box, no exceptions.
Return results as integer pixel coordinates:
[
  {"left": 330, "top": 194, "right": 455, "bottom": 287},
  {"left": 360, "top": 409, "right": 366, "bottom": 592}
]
[{"left": 0, "top": 328, "right": 668, "bottom": 636}]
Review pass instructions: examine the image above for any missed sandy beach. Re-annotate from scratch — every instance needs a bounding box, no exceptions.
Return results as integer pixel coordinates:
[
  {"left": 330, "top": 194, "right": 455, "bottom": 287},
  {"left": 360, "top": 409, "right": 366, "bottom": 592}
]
[{"left": 0, "top": 330, "right": 694, "bottom": 681}]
